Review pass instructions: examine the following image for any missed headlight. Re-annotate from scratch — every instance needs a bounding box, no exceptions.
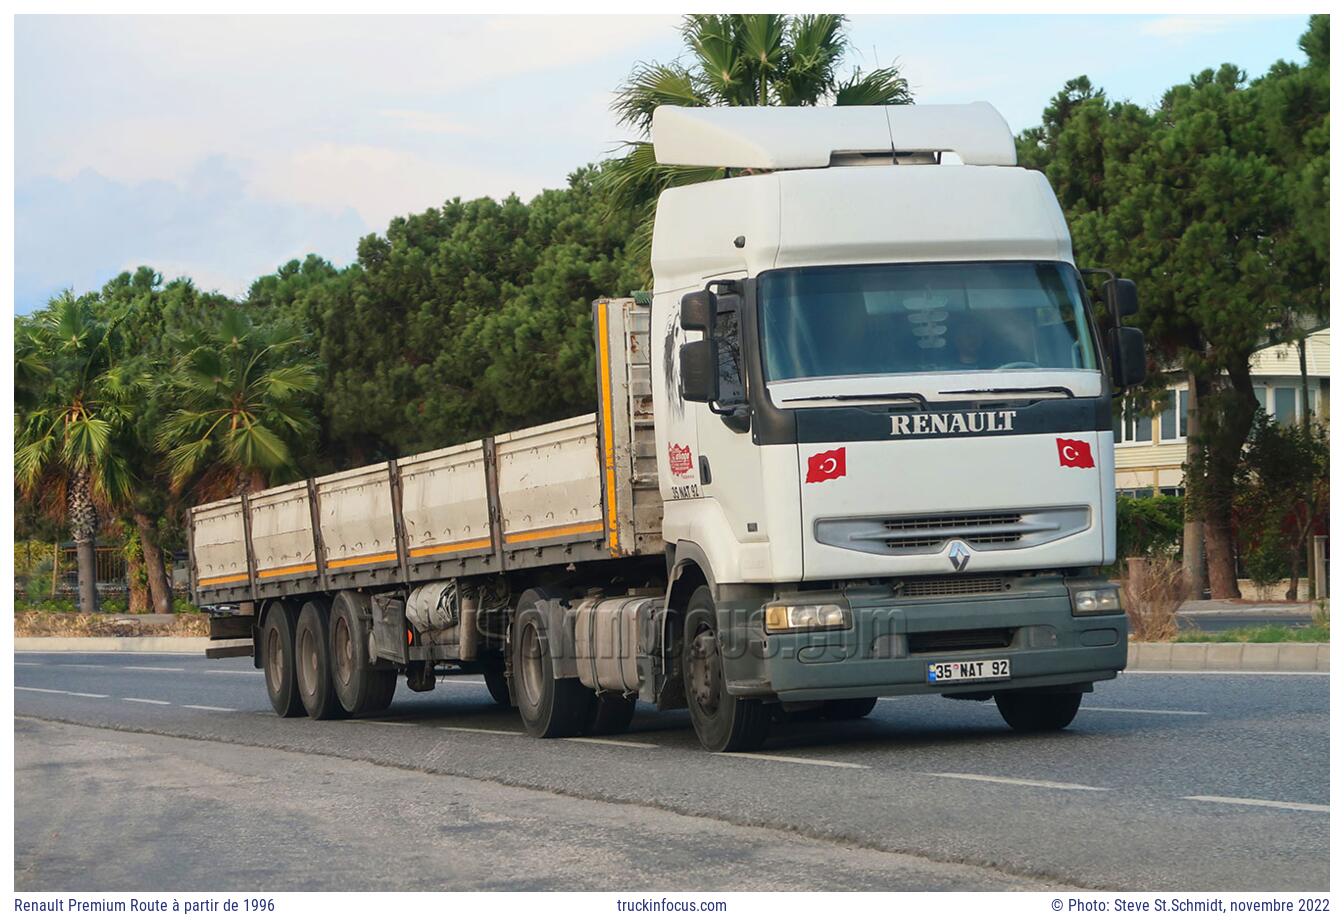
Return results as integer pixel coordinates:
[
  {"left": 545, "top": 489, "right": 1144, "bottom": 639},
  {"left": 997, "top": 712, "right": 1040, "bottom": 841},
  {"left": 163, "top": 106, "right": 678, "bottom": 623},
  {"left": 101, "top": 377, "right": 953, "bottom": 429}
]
[
  {"left": 764, "top": 603, "right": 850, "bottom": 632},
  {"left": 1071, "top": 586, "right": 1121, "bottom": 615}
]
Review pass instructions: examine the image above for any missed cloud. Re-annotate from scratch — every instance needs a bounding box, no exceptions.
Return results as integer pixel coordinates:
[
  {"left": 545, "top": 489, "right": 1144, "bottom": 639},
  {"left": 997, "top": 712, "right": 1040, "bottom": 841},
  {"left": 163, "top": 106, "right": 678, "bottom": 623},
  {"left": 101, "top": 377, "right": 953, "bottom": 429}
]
[{"left": 15, "top": 159, "right": 367, "bottom": 312}]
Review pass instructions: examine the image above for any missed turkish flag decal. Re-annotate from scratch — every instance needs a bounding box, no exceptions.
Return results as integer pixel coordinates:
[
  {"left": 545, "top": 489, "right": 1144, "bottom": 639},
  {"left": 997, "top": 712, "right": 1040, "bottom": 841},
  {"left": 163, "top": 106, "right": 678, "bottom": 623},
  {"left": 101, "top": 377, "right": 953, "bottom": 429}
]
[
  {"left": 1056, "top": 438, "right": 1095, "bottom": 469},
  {"left": 805, "top": 447, "right": 847, "bottom": 483}
]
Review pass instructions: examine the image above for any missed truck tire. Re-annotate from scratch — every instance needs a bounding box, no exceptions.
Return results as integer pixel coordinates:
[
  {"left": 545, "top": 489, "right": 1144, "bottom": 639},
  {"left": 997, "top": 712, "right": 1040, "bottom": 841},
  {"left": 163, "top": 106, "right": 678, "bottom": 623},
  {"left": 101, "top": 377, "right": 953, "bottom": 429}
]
[
  {"left": 482, "top": 657, "right": 511, "bottom": 707},
  {"left": 365, "top": 670, "right": 397, "bottom": 714},
  {"left": 329, "top": 591, "right": 386, "bottom": 716},
  {"left": 823, "top": 697, "right": 878, "bottom": 721},
  {"left": 511, "top": 589, "right": 594, "bottom": 737},
  {"left": 261, "top": 600, "right": 304, "bottom": 718},
  {"left": 587, "top": 693, "right": 636, "bottom": 735},
  {"left": 994, "top": 689, "right": 1083, "bottom": 732},
  {"left": 683, "top": 586, "right": 770, "bottom": 752},
  {"left": 296, "top": 598, "right": 344, "bottom": 720}
]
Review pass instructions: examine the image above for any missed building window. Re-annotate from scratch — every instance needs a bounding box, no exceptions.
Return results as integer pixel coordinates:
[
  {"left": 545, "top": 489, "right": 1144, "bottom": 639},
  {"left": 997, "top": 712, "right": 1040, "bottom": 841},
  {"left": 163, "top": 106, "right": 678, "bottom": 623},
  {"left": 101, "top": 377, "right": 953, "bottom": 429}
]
[
  {"left": 1159, "top": 485, "right": 1185, "bottom": 497},
  {"left": 1117, "top": 487, "right": 1155, "bottom": 498},
  {"left": 1114, "top": 398, "right": 1153, "bottom": 444},
  {"left": 1272, "top": 387, "right": 1298, "bottom": 425}
]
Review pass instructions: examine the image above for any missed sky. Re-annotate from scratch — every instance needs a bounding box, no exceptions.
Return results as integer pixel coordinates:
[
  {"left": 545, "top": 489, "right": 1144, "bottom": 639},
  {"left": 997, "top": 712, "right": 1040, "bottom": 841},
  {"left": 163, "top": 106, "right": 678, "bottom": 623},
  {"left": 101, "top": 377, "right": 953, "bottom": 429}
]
[{"left": 14, "top": 13, "right": 1313, "bottom": 313}]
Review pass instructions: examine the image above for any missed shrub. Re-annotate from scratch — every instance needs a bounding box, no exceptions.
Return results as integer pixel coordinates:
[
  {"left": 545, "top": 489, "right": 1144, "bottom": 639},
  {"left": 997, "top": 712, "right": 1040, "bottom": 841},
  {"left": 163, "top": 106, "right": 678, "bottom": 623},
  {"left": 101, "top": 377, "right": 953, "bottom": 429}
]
[
  {"left": 1245, "top": 536, "right": 1291, "bottom": 598},
  {"left": 1122, "top": 556, "right": 1185, "bottom": 642},
  {"left": 1116, "top": 494, "right": 1184, "bottom": 560}
]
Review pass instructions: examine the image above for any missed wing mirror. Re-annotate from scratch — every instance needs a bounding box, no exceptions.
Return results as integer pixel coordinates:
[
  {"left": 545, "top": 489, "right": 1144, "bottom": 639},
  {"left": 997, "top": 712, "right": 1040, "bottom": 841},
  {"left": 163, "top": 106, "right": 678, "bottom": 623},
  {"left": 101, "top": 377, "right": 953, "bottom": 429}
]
[
  {"left": 1105, "top": 278, "right": 1139, "bottom": 319},
  {"left": 680, "top": 290, "right": 716, "bottom": 332},
  {"left": 679, "top": 340, "right": 719, "bottom": 403},
  {"left": 1109, "top": 326, "right": 1147, "bottom": 389}
]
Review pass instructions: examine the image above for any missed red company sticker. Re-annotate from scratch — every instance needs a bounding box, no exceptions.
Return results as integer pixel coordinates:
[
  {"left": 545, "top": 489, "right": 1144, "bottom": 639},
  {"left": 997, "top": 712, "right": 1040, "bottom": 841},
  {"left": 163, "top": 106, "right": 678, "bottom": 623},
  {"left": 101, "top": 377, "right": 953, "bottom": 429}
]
[
  {"left": 1056, "top": 438, "right": 1095, "bottom": 469},
  {"left": 668, "top": 443, "right": 694, "bottom": 477},
  {"left": 805, "top": 447, "right": 847, "bottom": 483}
]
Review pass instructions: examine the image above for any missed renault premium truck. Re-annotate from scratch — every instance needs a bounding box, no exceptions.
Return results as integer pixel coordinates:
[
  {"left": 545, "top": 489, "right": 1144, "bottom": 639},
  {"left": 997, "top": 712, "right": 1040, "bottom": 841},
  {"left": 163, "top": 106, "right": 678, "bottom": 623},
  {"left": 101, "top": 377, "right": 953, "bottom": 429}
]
[{"left": 191, "top": 102, "right": 1146, "bottom": 752}]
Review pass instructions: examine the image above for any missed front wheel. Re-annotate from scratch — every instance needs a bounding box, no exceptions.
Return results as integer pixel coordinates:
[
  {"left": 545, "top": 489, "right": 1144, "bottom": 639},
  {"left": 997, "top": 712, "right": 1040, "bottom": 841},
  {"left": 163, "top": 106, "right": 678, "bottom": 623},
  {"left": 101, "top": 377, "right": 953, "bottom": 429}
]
[
  {"left": 994, "top": 689, "right": 1083, "bottom": 732},
  {"left": 683, "top": 586, "right": 771, "bottom": 752}
]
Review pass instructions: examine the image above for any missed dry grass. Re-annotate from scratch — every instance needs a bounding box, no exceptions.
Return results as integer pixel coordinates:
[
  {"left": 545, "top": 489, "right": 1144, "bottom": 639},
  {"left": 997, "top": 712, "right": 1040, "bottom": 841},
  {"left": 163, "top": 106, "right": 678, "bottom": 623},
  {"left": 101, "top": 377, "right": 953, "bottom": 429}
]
[
  {"left": 15, "top": 610, "right": 210, "bottom": 638},
  {"left": 1122, "top": 556, "right": 1186, "bottom": 642}
]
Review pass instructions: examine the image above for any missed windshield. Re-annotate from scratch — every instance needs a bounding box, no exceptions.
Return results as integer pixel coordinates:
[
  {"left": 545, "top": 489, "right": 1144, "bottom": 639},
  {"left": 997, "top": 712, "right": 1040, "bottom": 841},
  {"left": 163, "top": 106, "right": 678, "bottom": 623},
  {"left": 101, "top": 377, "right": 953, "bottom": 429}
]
[{"left": 759, "top": 262, "right": 1098, "bottom": 383}]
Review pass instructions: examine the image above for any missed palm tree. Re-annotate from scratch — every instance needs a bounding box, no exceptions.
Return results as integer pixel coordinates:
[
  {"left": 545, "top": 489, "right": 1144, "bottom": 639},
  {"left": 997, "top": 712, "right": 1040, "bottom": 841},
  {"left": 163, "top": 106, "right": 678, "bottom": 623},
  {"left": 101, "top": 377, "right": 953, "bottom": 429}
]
[
  {"left": 156, "top": 309, "right": 320, "bottom": 498},
  {"left": 601, "top": 14, "right": 914, "bottom": 268},
  {"left": 15, "top": 293, "right": 135, "bottom": 612}
]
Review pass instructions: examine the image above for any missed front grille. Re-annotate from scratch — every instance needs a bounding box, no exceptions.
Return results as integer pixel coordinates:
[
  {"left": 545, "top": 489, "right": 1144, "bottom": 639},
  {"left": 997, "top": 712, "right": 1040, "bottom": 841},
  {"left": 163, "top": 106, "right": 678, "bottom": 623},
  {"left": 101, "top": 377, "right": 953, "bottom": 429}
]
[
  {"left": 908, "top": 628, "right": 1015, "bottom": 655},
  {"left": 815, "top": 506, "right": 1091, "bottom": 557},
  {"left": 899, "top": 575, "right": 1010, "bottom": 598}
]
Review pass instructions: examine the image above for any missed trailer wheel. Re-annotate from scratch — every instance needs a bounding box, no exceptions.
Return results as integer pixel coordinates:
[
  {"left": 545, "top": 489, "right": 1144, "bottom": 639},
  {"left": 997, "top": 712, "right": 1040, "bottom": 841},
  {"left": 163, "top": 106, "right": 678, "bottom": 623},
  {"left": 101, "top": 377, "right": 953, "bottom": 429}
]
[
  {"left": 822, "top": 697, "right": 878, "bottom": 721},
  {"left": 364, "top": 670, "right": 397, "bottom": 714},
  {"left": 482, "top": 657, "right": 511, "bottom": 707},
  {"left": 587, "top": 693, "right": 636, "bottom": 735},
  {"left": 994, "top": 689, "right": 1082, "bottom": 732},
  {"left": 296, "top": 598, "right": 344, "bottom": 720},
  {"left": 330, "top": 591, "right": 387, "bottom": 716},
  {"left": 683, "top": 586, "right": 770, "bottom": 752},
  {"left": 511, "top": 589, "right": 593, "bottom": 737},
  {"left": 261, "top": 601, "right": 304, "bottom": 718}
]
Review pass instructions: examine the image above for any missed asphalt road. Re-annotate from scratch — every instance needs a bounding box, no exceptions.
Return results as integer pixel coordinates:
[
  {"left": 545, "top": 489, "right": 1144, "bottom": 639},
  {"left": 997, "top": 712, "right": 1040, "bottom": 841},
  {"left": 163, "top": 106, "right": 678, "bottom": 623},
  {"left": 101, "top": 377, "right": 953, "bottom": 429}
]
[{"left": 14, "top": 652, "right": 1330, "bottom": 891}]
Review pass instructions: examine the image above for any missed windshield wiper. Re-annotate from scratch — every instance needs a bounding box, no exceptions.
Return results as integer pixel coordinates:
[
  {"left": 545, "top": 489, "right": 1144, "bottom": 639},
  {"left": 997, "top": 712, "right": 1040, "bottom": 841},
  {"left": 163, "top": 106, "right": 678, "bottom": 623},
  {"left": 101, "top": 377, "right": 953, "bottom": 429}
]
[
  {"left": 780, "top": 392, "right": 928, "bottom": 408},
  {"left": 940, "top": 385, "right": 1075, "bottom": 398}
]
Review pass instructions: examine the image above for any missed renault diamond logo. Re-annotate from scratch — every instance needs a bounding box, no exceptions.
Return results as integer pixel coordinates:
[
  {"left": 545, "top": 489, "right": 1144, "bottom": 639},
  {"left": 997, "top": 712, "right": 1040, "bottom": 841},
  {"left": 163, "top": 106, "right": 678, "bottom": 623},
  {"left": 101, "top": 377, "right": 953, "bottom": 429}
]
[{"left": 947, "top": 541, "right": 972, "bottom": 573}]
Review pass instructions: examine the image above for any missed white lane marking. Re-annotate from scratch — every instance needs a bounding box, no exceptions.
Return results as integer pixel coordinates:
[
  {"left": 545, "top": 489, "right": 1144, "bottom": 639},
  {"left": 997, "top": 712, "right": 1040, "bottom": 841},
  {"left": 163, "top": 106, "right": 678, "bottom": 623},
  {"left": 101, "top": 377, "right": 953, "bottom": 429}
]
[
  {"left": 565, "top": 737, "right": 659, "bottom": 749},
  {"left": 203, "top": 671, "right": 256, "bottom": 676},
  {"left": 1080, "top": 706, "right": 1208, "bottom": 716},
  {"left": 15, "top": 686, "right": 110, "bottom": 699},
  {"left": 182, "top": 704, "right": 237, "bottom": 712},
  {"left": 122, "top": 697, "right": 172, "bottom": 706},
  {"left": 715, "top": 751, "right": 869, "bottom": 769},
  {"left": 123, "top": 666, "right": 185, "bottom": 672},
  {"left": 925, "top": 771, "right": 1108, "bottom": 791},
  {"left": 60, "top": 663, "right": 106, "bottom": 669},
  {"left": 350, "top": 720, "right": 416, "bottom": 727},
  {"left": 1184, "top": 795, "right": 1328, "bottom": 814},
  {"left": 15, "top": 662, "right": 38, "bottom": 667},
  {"left": 439, "top": 677, "right": 483, "bottom": 684},
  {"left": 436, "top": 726, "right": 522, "bottom": 736}
]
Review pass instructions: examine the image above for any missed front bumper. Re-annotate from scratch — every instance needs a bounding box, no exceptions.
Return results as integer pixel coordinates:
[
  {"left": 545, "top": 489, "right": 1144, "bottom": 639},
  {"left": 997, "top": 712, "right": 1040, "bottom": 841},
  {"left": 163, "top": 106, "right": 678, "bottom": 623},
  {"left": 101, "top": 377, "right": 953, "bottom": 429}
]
[{"left": 721, "top": 584, "right": 1127, "bottom": 702}]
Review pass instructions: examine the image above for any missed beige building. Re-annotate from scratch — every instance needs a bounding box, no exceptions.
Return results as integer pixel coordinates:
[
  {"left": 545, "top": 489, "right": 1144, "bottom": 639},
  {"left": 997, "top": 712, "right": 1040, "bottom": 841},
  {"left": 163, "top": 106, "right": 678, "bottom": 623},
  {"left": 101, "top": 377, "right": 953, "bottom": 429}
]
[{"left": 1114, "top": 328, "right": 1330, "bottom": 496}]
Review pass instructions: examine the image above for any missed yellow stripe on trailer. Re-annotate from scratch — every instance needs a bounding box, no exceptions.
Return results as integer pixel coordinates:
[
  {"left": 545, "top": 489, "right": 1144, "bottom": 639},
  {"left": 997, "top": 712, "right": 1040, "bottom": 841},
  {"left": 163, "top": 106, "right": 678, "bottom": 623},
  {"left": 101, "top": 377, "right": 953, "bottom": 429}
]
[
  {"left": 408, "top": 537, "right": 493, "bottom": 558},
  {"left": 503, "top": 520, "right": 604, "bottom": 545},
  {"left": 326, "top": 551, "right": 399, "bottom": 570}
]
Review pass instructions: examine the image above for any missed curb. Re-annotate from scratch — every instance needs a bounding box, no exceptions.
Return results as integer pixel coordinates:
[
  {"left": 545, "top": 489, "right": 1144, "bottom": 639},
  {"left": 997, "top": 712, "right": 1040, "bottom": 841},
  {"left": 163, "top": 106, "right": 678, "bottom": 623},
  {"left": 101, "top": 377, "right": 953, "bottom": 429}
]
[
  {"left": 1128, "top": 642, "right": 1329, "bottom": 672},
  {"left": 15, "top": 637, "right": 225, "bottom": 653}
]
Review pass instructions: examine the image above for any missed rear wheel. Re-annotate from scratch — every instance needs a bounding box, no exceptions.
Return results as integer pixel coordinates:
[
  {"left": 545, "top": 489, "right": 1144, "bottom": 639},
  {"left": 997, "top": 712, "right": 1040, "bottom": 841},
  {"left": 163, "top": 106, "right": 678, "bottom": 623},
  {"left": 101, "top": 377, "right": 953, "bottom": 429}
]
[
  {"left": 994, "top": 689, "right": 1083, "bottom": 732},
  {"left": 296, "top": 598, "right": 343, "bottom": 720},
  {"left": 823, "top": 697, "right": 878, "bottom": 721},
  {"left": 511, "top": 589, "right": 594, "bottom": 737},
  {"left": 482, "top": 657, "right": 511, "bottom": 707},
  {"left": 261, "top": 601, "right": 304, "bottom": 718},
  {"left": 329, "top": 591, "right": 392, "bottom": 716},
  {"left": 683, "top": 586, "right": 770, "bottom": 752}
]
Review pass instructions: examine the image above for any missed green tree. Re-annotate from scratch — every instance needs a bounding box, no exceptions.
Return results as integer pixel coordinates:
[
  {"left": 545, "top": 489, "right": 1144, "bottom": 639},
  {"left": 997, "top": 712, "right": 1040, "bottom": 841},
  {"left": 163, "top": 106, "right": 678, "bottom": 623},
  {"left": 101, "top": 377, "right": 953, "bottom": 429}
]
[
  {"left": 14, "top": 293, "right": 135, "bottom": 612},
  {"left": 156, "top": 308, "right": 321, "bottom": 496},
  {"left": 1239, "top": 412, "right": 1329, "bottom": 600},
  {"left": 602, "top": 13, "right": 913, "bottom": 272},
  {"left": 1017, "top": 18, "right": 1327, "bottom": 598}
]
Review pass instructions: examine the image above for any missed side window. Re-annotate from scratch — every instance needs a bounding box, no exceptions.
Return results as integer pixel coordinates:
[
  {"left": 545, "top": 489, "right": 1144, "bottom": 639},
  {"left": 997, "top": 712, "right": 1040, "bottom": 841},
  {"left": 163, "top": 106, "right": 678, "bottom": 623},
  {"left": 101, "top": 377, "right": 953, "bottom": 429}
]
[{"left": 714, "top": 308, "right": 746, "bottom": 407}]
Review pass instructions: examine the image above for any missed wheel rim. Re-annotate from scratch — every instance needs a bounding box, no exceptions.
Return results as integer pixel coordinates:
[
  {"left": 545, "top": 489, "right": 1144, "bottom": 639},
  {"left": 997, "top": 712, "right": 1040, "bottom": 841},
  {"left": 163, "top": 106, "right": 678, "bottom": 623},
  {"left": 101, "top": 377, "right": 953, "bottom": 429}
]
[
  {"left": 265, "top": 625, "right": 283, "bottom": 694},
  {"left": 519, "top": 621, "right": 544, "bottom": 709},
  {"left": 333, "top": 615, "right": 354, "bottom": 690},
  {"left": 688, "top": 628, "right": 721, "bottom": 715},
  {"left": 298, "top": 625, "right": 318, "bottom": 697}
]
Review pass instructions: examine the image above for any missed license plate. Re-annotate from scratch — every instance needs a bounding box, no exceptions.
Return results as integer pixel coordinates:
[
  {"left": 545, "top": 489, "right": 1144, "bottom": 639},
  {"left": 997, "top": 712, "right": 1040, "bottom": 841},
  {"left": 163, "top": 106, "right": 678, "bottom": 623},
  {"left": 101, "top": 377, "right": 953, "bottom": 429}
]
[{"left": 926, "top": 658, "right": 1010, "bottom": 684}]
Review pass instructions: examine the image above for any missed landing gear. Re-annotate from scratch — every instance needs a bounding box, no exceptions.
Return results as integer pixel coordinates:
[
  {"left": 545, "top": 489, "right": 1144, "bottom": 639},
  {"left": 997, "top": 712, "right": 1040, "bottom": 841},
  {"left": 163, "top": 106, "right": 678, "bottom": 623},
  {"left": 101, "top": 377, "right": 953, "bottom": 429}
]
[
  {"left": 683, "top": 586, "right": 770, "bottom": 752},
  {"left": 994, "top": 689, "right": 1083, "bottom": 731},
  {"left": 261, "top": 600, "right": 304, "bottom": 717}
]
